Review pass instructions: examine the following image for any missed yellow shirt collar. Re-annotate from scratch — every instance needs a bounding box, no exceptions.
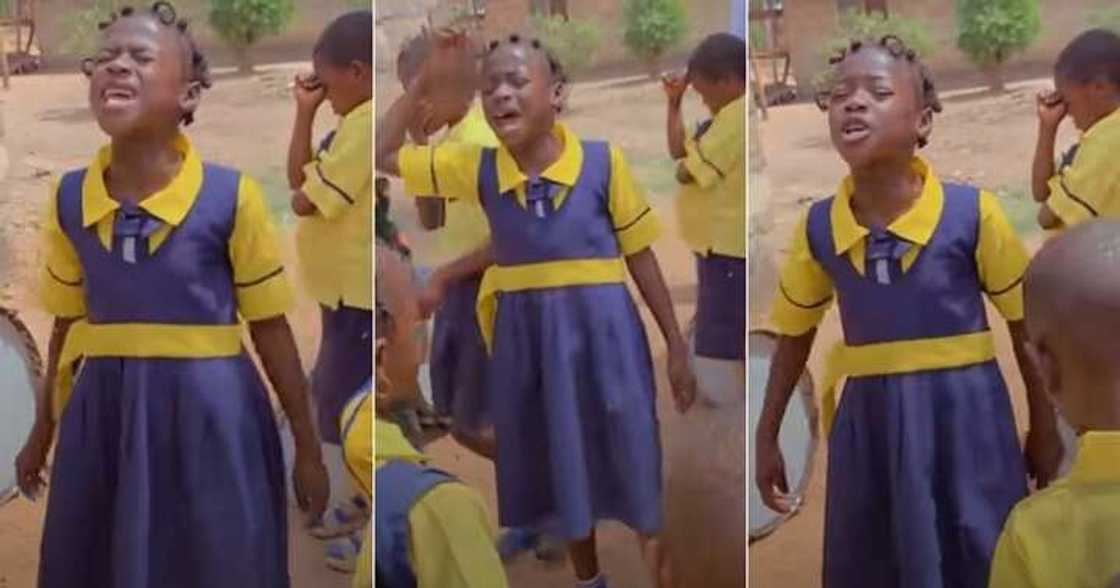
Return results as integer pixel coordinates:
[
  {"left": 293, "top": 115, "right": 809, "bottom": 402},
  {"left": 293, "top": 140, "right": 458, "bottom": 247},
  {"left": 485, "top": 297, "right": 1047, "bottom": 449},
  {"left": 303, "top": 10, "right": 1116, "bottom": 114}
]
[
  {"left": 375, "top": 417, "right": 426, "bottom": 466},
  {"left": 81, "top": 133, "right": 203, "bottom": 228},
  {"left": 1069, "top": 431, "right": 1120, "bottom": 485},
  {"left": 830, "top": 157, "right": 943, "bottom": 255},
  {"left": 714, "top": 94, "right": 746, "bottom": 125},
  {"left": 496, "top": 123, "right": 583, "bottom": 195},
  {"left": 1082, "top": 106, "right": 1120, "bottom": 141}
]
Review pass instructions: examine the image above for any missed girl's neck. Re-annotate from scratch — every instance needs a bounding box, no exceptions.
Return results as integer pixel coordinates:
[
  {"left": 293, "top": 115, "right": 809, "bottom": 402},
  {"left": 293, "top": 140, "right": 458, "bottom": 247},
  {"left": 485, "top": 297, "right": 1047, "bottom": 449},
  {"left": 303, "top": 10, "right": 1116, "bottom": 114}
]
[
  {"left": 849, "top": 156, "right": 922, "bottom": 229},
  {"left": 509, "top": 130, "right": 563, "bottom": 178},
  {"left": 107, "top": 130, "right": 184, "bottom": 205}
]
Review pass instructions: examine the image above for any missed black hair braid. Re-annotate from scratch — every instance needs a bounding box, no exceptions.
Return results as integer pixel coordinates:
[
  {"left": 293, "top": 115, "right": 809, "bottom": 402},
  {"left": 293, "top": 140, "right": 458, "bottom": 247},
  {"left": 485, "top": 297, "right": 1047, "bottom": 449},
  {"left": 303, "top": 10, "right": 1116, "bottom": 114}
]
[
  {"left": 485, "top": 34, "right": 569, "bottom": 113},
  {"left": 88, "top": 1, "right": 212, "bottom": 126},
  {"left": 817, "top": 34, "right": 941, "bottom": 148}
]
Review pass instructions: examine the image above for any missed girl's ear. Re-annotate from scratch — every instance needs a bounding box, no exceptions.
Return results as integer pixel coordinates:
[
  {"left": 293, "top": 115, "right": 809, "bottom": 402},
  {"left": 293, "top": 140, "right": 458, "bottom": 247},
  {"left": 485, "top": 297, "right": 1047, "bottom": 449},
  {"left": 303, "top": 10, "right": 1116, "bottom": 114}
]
[
  {"left": 550, "top": 80, "right": 568, "bottom": 114},
  {"left": 916, "top": 106, "right": 933, "bottom": 146},
  {"left": 179, "top": 81, "right": 202, "bottom": 118}
]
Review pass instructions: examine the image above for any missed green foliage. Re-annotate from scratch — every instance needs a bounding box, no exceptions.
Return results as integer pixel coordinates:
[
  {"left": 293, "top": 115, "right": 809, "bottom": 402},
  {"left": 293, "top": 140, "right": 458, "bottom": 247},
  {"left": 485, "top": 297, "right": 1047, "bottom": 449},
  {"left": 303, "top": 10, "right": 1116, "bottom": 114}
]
[
  {"left": 1087, "top": 5, "right": 1120, "bottom": 33},
  {"left": 955, "top": 0, "right": 1040, "bottom": 68},
  {"left": 530, "top": 15, "right": 604, "bottom": 74},
  {"left": 814, "top": 10, "right": 935, "bottom": 89},
  {"left": 821, "top": 9, "right": 936, "bottom": 60},
  {"left": 207, "top": 0, "right": 294, "bottom": 49},
  {"left": 622, "top": 0, "right": 688, "bottom": 61},
  {"left": 56, "top": 0, "right": 120, "bottom": 56}
]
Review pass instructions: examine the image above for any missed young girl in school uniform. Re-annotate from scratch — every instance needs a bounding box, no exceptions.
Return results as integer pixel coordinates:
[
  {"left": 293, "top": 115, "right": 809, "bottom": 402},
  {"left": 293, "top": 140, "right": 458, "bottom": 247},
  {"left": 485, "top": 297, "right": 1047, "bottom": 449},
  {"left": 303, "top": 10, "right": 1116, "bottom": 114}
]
[
  {"left": 377, "top": 31, "right": 696, "bottom": 588},
  {"left": 286, "top": 10, "right": 373, "bottom": 542},
  {"left": 13, "top": 4, "right": 329, "bottom": 587},
  {"left": 754, "top": 36, "right": 1063, "bottom": 587}
]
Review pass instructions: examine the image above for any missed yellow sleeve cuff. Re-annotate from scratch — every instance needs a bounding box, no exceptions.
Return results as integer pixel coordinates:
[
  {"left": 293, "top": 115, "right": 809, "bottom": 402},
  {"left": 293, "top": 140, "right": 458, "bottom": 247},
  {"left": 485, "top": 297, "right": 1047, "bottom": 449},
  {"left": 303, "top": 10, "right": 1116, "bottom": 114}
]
[
  {"left": 400, "top": 145, "right": 438, "bottom": 197},
  {"left": 769, "top": 282, "right": 831, "bottom": 336},
  {"left": 40, "top": 267, "right": 86, "bottom": 318},
  {"left": 301, "top": 161, "right": 354, "bottom": 220},
  {"left": 236, "top": 267, "right": 294, "bottom": 321},
  {"left": 616, "top": 206, "right": 661, "bottom": 256},
  {"left": 1046, "top": 174, "right": 1097, "bottom": 226}
]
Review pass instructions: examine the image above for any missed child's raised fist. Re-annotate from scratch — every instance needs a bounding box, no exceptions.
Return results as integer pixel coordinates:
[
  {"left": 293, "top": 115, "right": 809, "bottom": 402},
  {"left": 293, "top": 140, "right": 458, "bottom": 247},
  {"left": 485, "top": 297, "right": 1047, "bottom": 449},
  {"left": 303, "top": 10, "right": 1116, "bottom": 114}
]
[
  {"left": 662, "top": 71, "right": 689, "bottom": 107},
  {"left": 1037, "top": 89, "right": 1067, "bottom": 130}
]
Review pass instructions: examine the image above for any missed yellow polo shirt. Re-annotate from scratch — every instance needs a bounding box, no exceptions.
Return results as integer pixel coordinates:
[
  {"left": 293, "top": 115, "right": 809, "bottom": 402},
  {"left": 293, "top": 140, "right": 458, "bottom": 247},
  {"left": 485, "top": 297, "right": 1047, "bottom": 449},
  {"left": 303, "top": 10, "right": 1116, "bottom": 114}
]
[
  {"left": 296, "top": 99, "right": 373, "bottom": 310},
  {"left": 398, "top": 123, "right": 660, "bottom": 256},
  {"left": 1047, "top": 107, "right": 1120, "bottom": 226},
  {"left": 989, "top": 431, "right": 1120, "bottom": 588},
  {"left": 771, "top": 158, "right": 1028, "bottom": 335},
  {"left": 340, "top": 390, "right": 372, "bottom": 588},
  {"left": 375, "top": 418, "right": 507, "bottom": 588},
  {"left": 414, "top": 104, "right": 496, "bottom": 268},
  {"left": 678, "top": 95, "right": 746, "bottom": 258},
  {"left": 40, "top": 135, "right": 292, "bottom": 321}
]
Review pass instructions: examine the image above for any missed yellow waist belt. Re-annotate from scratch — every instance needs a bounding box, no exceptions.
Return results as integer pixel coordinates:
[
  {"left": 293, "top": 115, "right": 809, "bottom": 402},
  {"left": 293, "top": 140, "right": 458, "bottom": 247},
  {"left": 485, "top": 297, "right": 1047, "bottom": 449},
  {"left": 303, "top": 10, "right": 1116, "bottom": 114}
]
[
  {"left": 820, "top": 331, "right": 995, "bottom": 435},
  {"left": 476, "top": 258, "right": 627, "bottom": 354},
  {"left": 53, "top": 321, "right": 244, "bottom": 422}
]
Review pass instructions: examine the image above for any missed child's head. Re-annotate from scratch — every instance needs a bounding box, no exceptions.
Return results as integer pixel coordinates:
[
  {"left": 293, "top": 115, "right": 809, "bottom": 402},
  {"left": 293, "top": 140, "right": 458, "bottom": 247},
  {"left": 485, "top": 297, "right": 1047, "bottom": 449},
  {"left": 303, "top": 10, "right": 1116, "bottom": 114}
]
[
  {"left": 1024, "top": 220, "right": 1120, "bottom": 433},
  {"left": 375, "top": 244, "right": 423, "bottom": 415},
  {"left": 83, "top": 1, "right": 211, "bottom": 138},
  {"left": 479, "top": 34, "right": 568, "bottom": 152},
  {"left": 686, "top": 33, "right": 746, "bottom": 115},
  {"left": 397, "top": 31, "right": 476, "bottom": 133},
  {"left": 1054, "top": 29, "right": 1120, "bottom": 132},
  {"left": 312, "top": 10, "right": 373, "bottom": 116},
  {"left": 817, "top": 36, "right": 941, "bottom": 170}
]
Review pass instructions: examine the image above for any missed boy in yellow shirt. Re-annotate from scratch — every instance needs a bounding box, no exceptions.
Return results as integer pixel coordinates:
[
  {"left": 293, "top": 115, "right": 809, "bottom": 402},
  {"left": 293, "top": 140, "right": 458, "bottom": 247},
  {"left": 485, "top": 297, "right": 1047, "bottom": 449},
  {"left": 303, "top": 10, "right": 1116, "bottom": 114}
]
[
  {"left": 286, "top": 10, "right": 373, "bottom": 543},
  {"left": 991, "top": 220, "right": 1120, "bottom": 587},
  {"left": 1033, "top": 29, "right": 1120, "bottom": 229},
  {"left": 663, "top": 33, "right": 746, "bottom": 402}
]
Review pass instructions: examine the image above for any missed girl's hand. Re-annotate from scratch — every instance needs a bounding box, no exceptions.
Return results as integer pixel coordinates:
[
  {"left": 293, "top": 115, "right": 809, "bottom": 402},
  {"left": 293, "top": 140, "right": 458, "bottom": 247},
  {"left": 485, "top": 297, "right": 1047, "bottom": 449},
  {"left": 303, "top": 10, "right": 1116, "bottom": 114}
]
[
  {"left": 755, "top": 434, "right": 798, "bottom": 514},
  {"left": 292, "top": 452, "right": 330, "bottom": 526},
  {"left": 418, "top": 273, "right": 447, "bottom": 319},
  {"left": 407, "top": 99, "right": 438, "bottom": 145},
  {"left": 293, "top": 73, "right": 326, "bottom": 113},
  {"left": 667, "top": 340, "right": 696, "bottom": 413},
  {"left": 1037, "top": 90, "right": 1067, "bottom": 130},
  {"left": 15, "top": 418, "right": 53, "bottom": 500},
  {"left": 1024, "top": 424, "right": 1064, "bottom": 489},
  {"left": 661, "top": 71, "right": 688, "bottom": 107}
]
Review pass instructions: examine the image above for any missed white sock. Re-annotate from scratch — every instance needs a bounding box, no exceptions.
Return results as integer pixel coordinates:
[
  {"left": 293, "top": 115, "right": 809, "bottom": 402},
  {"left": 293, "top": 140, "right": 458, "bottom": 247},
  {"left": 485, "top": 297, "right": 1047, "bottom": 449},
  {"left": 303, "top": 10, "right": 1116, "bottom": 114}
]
[{"left": 575, "top": 574, "right": 604, "bottom": 588}]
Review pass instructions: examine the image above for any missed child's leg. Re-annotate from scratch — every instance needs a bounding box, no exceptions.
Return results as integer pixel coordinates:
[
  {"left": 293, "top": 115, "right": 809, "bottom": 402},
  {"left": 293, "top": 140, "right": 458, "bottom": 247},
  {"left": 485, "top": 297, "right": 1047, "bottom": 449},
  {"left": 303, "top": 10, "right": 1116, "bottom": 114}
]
[
  {"left": 638, "top": 533, "right": 674, "bottom": 588},
  {"left": 568, "top": 532, "right": 600, "bottom": 582}
]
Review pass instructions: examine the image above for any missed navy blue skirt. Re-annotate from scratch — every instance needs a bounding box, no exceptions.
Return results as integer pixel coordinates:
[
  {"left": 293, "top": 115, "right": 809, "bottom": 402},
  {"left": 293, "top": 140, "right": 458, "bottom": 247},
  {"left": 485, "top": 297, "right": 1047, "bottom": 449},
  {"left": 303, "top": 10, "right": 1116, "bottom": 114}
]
[
  {"left": 823, "top": 361, "right": 1027, "bottom": 588},
  {"left": 39, "top": 355, "right": 289, "bottom": 588},
  {"left": 311, "top": 304, "right": 373, "bottom": 444},
  {"left": 490, "top": 283, "right": 663, "bottom": 540},
  {"left": 429, "top": 276, "right": 491, "bottom": 433},
  {"left": 695, "top": 253, "right": 746, "bottom": 360}
]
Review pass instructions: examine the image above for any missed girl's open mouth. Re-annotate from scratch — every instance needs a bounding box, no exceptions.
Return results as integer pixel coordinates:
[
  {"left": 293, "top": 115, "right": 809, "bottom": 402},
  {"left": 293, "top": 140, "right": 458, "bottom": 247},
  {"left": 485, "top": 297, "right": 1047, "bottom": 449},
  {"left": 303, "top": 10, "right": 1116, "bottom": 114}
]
[{"left": 840, "top": 120, "right": 871, "bottom": 143}]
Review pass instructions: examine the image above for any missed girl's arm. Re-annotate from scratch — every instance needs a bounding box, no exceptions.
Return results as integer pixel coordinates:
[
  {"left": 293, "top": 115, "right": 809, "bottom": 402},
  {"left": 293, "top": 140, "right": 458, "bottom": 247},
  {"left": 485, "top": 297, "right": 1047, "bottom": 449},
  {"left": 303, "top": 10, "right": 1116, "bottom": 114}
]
[
  {"left": 1008, "top": 320, "right": 1063, "bottom": 488},
  {"left": 288, "top": 75, "right": 325, "bottom": 190},
  {"left": 15, "top": 317, "right": 75, "bottom": 498},
  {"left": 1032, "top": 91, "right": 1066, "bottom": 203},
  {"left": 625, "top": 247, "right": 695, "bottom": 412},
  {"left": 248, "top": 316, "right": 329, "bottom": 522},
  {"left": 755, "top": 330, "right": 815, "bottom": 513},
  {"left": 662, "top": 73, "right": 688, "bottom": 159},
  {"left": 419, "top": 243, "right": 494, "bottom": 318},
  {"left": 1037, "top": 203, "right": 1063, "bottom": 231}
]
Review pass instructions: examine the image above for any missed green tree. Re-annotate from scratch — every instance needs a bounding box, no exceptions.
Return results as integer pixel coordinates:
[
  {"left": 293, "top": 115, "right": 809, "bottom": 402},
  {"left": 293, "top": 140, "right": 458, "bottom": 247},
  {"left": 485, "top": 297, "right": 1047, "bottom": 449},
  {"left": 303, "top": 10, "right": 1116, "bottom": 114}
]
[
  {"left": 208, "top": 0, "right": 294, "bottom": 74},
  {"left": 622, "top": 0, "right": 688, "bottom": 78},
  {"left": 955, "top": 0, "right": 1041, "bottom": 92},
  {"left": 56, "top": 0, "right": 120, "bottom": 57},
  {"left": 814, "top": 10, "right": 935, "bottom": 92},
  {"left": 530, "top": 15, "right": 603, "bottom": 75}
]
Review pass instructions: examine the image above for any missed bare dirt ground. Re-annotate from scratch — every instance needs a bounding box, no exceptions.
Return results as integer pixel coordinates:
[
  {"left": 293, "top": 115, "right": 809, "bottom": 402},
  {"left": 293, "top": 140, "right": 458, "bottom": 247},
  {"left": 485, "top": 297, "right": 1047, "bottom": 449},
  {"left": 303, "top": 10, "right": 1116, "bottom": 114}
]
[
  {"left": 0, "top": 64, "right": 350, "bottom": 588},
  {"left": 377, "top": 68, "right": 747, "bottom": 587},
  {"left": 748, "top": 79, "right": 1079, "bottom": 587}
]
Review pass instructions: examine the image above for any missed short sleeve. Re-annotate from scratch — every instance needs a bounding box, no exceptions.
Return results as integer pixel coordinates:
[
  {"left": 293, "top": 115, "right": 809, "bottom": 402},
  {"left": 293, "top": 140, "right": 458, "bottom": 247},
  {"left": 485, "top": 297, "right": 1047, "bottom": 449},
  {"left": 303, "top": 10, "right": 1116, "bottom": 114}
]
[
  {"left": 300, "top": 110, "right": 372, "bottom": 221},
  {"left": 1046, "top": 136, "right": 1120, "bottom": 225},
  {"left": 977, "top": 191, "right": 1029, "bottom": 322},
  {"left": 769, "top": 214, "right": 834, "bottom": 335},
  {"left": 399, "top": 142, "right": 484, "bottom": 202},
  {"left": 682, "top": 108, "right": 744, "bottom": 190},
  {"left": 409, "top": 482, "right": 508, "bottom": 588},
  {"left": 989, "top": 515, "right": 1037, "bottom": 588},
  {"left": 229, "top": 175, "right": 293, "bottom": 320},
  {"left": 39, "top": 179, "right": 86, "bottom": 318},
  {"left": 607, "top": 146, "right": 661, "bottom": 255}
]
